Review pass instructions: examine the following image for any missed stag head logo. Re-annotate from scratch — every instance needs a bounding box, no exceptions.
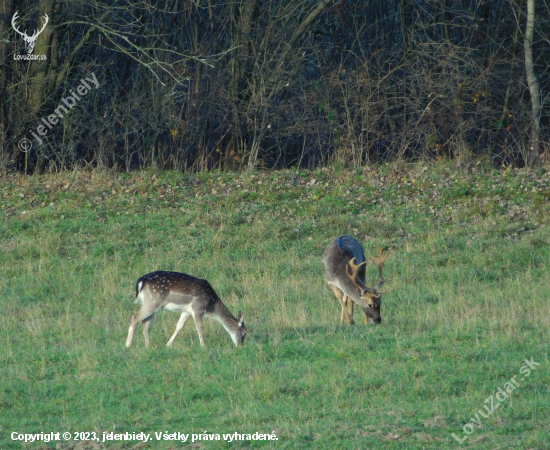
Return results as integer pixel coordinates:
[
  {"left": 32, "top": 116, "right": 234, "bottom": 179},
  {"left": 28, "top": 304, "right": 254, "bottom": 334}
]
[{"left": 12, "top": 11, "right": 49, "bottom": 55}]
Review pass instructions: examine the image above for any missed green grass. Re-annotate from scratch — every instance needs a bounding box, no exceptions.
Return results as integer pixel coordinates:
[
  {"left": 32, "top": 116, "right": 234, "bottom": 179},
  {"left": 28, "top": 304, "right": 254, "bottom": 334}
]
[{"left": 1, "top": 162, "right": 549, "bottom": 449}]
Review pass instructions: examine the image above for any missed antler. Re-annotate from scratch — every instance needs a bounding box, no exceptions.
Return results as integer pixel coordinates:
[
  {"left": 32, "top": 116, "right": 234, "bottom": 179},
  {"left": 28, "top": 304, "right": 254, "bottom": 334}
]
[
  {"left": 346, "top": 257, "right": 379, "bottom": 296},
  {"left": 11, "top": 11, "right": 26, "bottom": 37},
  {"left": 345, "top": 257, "right": 367, "bottom": 291},
  {"left": 34, "top": 13, "right": 49, "bottom": 39},
  {"left": 371, "top": 248, "right": 391, "bottom": 293},
  {"left": 11, "top": 11, "right": 48, "bottom": 42}
]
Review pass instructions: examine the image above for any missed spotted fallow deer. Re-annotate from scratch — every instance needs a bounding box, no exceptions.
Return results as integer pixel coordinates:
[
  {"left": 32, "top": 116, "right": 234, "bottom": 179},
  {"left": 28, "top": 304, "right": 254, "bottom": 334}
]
[
  {"left": 125, "top": 271, "right": 246, "bottom": 348},
  {"left": 324, "top": 236, "right": 391, "bottom": 325}
]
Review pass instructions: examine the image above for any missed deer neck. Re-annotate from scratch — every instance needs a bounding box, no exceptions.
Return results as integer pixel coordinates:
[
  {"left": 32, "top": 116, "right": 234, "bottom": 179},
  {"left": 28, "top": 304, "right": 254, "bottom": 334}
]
[
  {"left": 211, "top": 300, "right": 240, "bottom": 345},
  {"left": 336, "top": 278, "right": 369, "bottom": 310},
  {"left": 350, "top": 292, "right": 370, "bottom": 310}
]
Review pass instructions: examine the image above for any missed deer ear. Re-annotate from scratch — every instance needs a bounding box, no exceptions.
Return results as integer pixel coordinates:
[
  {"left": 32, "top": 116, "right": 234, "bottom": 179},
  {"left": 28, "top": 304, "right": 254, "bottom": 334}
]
[{"left": 237, "top": 311, "right": 244, "bottom": 325}]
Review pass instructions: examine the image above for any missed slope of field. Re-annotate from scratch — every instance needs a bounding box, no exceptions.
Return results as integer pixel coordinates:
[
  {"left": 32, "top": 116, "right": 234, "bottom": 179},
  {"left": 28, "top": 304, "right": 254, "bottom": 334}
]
[{"left": 1, "top": 162, "right": 549, "bottom": 449}]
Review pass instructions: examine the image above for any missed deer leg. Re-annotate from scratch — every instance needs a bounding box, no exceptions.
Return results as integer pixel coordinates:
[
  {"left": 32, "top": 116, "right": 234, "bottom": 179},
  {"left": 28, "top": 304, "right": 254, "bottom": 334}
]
[
  {"left": 364, "top": 312, "right": 369, "bottom": 325},
  {"left": 191, "top": 312, "right": 206, "bottom": 347},
  {"left": 340, "top": 295, "right": 347, "bottom": 325},
  {"left": 167, "top": 311, "right": 191, "bottom": 347},
  {"left": 331, "top": 285, "right": 354, "bottom": 325},
  {"left": 126, "top": 307, "right": 157, "bottom": 347},
  {"left": 342, "top": 296, "right": 355, "bottom": 325},
  {"left": 348, "top": 298, "right": 355, "bottom": 325},
  {"left": 142, "top": 316, "right": 154, "bottom": 347}
]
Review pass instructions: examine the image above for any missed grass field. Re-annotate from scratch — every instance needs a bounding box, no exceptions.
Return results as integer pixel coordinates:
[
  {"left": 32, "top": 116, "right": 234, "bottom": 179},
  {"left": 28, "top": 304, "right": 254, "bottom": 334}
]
[{"left": 1, "top": 162, "right": 549, "bottom": 449}]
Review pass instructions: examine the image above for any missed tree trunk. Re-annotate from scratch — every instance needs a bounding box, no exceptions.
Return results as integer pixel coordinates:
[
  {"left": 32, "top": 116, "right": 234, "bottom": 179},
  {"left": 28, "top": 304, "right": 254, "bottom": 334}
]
[
  {"left": 524, "top": 0, "right": 541, "bottom": 165},
  {"left": 26, "top": 0, "right": 54, "bottom": 173}
]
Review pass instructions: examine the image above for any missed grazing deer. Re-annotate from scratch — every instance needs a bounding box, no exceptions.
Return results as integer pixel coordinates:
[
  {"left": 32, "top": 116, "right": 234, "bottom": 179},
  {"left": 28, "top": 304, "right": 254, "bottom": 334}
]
[
  {"left": 125, "top": 271, "right": 246, "bottom": 348},
  {"left": 324, "top": 236, "right": 390, "bottom": 325}
]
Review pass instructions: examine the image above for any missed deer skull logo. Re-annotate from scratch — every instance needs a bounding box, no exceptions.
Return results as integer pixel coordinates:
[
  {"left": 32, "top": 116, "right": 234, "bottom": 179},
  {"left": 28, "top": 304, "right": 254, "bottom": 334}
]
[{"left": 12, "top": 11, "right": 49, "bottom": 55}]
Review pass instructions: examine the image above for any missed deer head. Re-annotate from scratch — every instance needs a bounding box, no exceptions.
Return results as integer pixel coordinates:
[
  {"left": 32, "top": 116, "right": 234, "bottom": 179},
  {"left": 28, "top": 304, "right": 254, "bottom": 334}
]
[{"left": 12, "top": 11, "right": 49, "bottom": 55}]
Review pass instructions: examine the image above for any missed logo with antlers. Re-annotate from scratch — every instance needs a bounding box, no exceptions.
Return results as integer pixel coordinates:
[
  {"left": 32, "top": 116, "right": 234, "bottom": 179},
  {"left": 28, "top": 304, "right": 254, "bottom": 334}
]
[{"left": 12, "top": 11, "right": 49, "bottom": 55}]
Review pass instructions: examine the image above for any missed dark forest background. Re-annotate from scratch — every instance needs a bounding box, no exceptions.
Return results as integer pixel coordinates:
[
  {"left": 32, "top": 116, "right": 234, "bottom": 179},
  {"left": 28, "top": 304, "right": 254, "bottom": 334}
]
[{"left": 0, "top": 0, "right": 549, "bottom": 174}]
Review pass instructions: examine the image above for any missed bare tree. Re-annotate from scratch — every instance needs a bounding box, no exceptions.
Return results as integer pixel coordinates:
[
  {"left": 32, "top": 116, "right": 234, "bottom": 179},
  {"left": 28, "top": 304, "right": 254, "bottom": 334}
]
[
  {"left": 524, "top": 0, "right": 542, "bottom": 164},
  {"left": 1, "top": 0, "right": 549, "bottom": 173}
]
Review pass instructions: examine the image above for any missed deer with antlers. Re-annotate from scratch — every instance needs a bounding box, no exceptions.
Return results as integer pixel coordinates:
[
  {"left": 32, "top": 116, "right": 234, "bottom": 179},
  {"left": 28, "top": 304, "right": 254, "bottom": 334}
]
[
  {"left": 12, "top": 11, "right": 49, "bottom": 55},
  {"left": 324, "top": 236, "right": 391, "bottom": 325}
]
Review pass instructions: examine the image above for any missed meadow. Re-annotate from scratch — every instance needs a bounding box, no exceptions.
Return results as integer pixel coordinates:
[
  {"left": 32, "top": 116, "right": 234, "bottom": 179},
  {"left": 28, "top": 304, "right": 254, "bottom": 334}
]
[{"left": 0, "top": 161, "right": 549, "bottom": 449}]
